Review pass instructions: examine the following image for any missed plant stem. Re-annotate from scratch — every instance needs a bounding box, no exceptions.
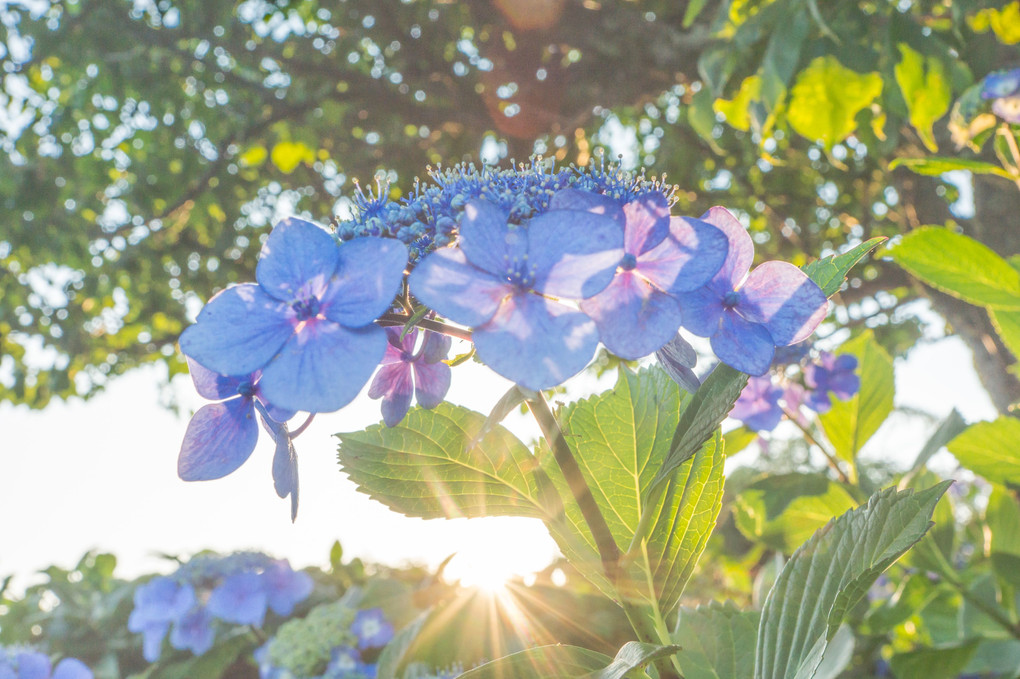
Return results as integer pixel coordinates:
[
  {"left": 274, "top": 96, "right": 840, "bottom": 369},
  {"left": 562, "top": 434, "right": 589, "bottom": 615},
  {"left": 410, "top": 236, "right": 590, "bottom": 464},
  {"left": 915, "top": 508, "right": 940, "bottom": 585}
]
[
  {"left": 524, "top": 391, "right": 621, "bottom": 582},
  {"left": 377, "top": 312, "right": 472, "bottom": 341},
  {"left": 781, "top": 406, "right": 853, "bottom": 485}
]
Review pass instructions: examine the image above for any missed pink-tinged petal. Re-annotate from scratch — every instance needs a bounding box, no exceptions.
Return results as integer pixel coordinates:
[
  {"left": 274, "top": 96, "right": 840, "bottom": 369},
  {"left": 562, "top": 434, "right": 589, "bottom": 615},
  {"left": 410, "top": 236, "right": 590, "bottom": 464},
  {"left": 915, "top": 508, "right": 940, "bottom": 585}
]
[
  {"left": 528, "top": 209, "right": 624, "bottom": 299},
  {"left": 408, "top": 247, "right": 510, "bottom": 327},
  {"left": 52, "top": 658, "right": 94, "bottom": 679},
  {"left": 187, "top": 356, "right": 246, "bottom": 401},
  {"left": 580, "top": 272, "right": 683, "bottom": 360},
  {"left": 738, "top": 261, "right": 828, "bottom": 345},
  {"left": 676, "top": 286, "right": 725, "bottom": 338},
  {"left": 420, "top": 330, "right": 452, "bottom": 364},
  {"left": 458, "top": 199, "right": 527, "bottom": 277},
  {"left": 179, "top": 284, "right": 295, "bottom": 377},
  {"left": 321, "top": 237, "right": 408, "bottom": 327},
  {"left": 368, "top": 362, "right": 410, "bottom": 400},
  {"left": 258, "top": 320, "right": 387, "bottom": 413},
  {"left": 640, "top": 216, "right": 730, "bottom": 294},
  {"left": 413, "top": 360, "right": 451, "bottom": 409},
  {"left": 377, "top": 328, "right": 412, "bottom": 366},
  {"left": 624, "top": 192, "right": 671, "bottom": 256},
  {"left": 256, "top": 218, "right": 339, "bottom": 302},
  {"left": 548, "top": 188, "right": 625, "bottom": 225},
  {"left": 473, "top": 293, "right": 599, "bottom": 391},
  {"left": 178, "top": 399, "right": 259, "bottom": 481},
  {"left": 700, "top": 206, "right": 753, "bottom": 291},
  {"left": 711, "top": 312, "right": 776, "bottom": 376}
]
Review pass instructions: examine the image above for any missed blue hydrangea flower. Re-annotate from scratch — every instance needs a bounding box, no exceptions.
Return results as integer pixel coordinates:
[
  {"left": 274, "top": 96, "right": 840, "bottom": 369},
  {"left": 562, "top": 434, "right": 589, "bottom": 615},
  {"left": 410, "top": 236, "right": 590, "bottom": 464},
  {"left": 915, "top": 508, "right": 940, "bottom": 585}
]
[
  {"left": 730, "top": 375, "right": 784, "bottom": 432},
  {"left": 550, "top": 189, "right": 728, "bottom": 359},
  {"left": 127, "top": 577, "right": 197, "bottom": 662},
  {"left": 168, "top": 607, "right": 215, "bottom": 656},
  {"left": 368, "top": 327, "right": 452, "bottom": 426},
  {"left": 0, "top": 651, "right": 93, "bottom": 679},
  {"left": 179, "top": 218, "right": 408, "bottom": 413},
  {"left": 208, "top": 572, "right": 269, "bottom": 626},
  {"left": 803, "top": 351, "right": 859, "bottom": 413},
  {"left": 677, "top": 207, "right": 828, "bottom": 375},
  {"left": 261, "top": 559, "right": 314, "bottom": 617},
  {"left": 981, "top": 68, "right": 1020, "bottom": 123},
  {"left": 409, "top": 199, "right": 623, "bottom": 390},
  {"left": 350, "top": 608, "right": 394, "bottom": 650},
  {"left": 323, "top": 646, "right": 374, "bottom": 678}
]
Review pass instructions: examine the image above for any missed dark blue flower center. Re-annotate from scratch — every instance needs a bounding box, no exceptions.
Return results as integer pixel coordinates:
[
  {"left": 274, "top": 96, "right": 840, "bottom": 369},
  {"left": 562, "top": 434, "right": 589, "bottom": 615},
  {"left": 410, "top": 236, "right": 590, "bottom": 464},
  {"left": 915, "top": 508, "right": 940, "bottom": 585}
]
[
  {"left": 722, "top": 291, "right": 741, "bottom": 308},
  {"left": 619, "top": 253, "right": 638, "bottom": 271},
  {"left": 237, "top": 382, "right": 255, "bottom": 399},
  {"left": 291, "top": 296, "right": 321, "bottom": 321}
]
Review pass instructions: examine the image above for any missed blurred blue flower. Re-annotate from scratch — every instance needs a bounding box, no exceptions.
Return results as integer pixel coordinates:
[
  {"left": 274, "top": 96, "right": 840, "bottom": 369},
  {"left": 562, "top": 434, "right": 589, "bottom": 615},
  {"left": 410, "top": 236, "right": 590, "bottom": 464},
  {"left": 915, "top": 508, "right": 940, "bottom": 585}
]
[
  {"left": 730, "top": 375, "right": 784, "bottom": 432},
  {"left": 168, "top": 607, "right": 214, "bottom": 656},
  {"left": 127, "top": 577, "right": 197, "bottom": 662},
  {"left": 551, "top": 189, "right": 728, "bottom": 359},
  {"left": 262, "top": 560, "right": 314, "bottom": 617},
  {"left": 981, "top": 68, "right": 1020, "bottom": 124},
  {"left": 323, "top": 646, "right": 374, "bottom": 678},
  {"left": 208, "top": 572, "right": 268, "bottom": 626},
  {"left": 368, "top": 327, "right": 452, "bottom": 427},
  {"left": 803, "top": 351, "right": 859, "bottom": 413},
  {"left": 677, "top": 207, "right": 828, "bottom": 375},
  {"left": 409, "top": 198, "right": 623, "bottom": 390},
  {"left": 350, "top": 608, "right": 394, "bottom": 650},
  {"left": 0, "top": 650, "right": 92, "bottom": 679},
  {"left": 180, "top": 218, "right": 408, "bottom": 413}
]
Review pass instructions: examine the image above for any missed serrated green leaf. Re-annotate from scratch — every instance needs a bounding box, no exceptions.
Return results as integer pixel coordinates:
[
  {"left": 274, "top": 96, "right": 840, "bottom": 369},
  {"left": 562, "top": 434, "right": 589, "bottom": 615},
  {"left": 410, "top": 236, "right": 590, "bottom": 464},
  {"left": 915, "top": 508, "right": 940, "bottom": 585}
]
[
  {"left": 884, "top": 227, "right": 1020, "bottom": 309},
  {"left": 889, "top": 156, "right": 1015, "bottom": 179},
  {"left": 948, "top": 417, "right": 1020, "bottom": 486},
  {"left": 988, "top": 485, "right": 1020, "bottom": 558},
  {"left": 889, "top": 641, "right": 980, "bottom": 679},
  {"left": 786, "top": 55, "right": 883, "bottom": 149},
  {"left": 894, "top": 44, "right": 952, "bottom": 152},
  {"left": 672, "top": 601, "right": 759, "bottom": 679},
  {"left": 458, "top": 645, "right": 613, "bottom": 679},
  {"left": 990, "top": 308, "right": 1020, "bottom": 373},
  {"left": 755, "top": 482, "right": 951, "bottom": 679},
  {"left": 337, "top": 402, "right": 551, "bottom": 520},
  {"left": 818, "top": 331, "right": 894, "bottom": 463},
  {"left": 802, "top": 237, "right": 886, "bottom": 297}
]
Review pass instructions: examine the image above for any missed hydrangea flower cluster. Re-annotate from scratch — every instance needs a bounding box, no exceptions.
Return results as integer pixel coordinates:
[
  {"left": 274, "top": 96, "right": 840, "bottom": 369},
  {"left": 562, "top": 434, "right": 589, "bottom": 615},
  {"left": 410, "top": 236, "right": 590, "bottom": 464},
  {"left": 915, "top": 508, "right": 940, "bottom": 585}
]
[
  {"left": 981, "top": 67, "right": 1020, "bottom": 124},
  {"left": 0, "top": 648, "right": 92, "bottom": 679},
  {"left": 254, "top": 602, "right": 395, "bottom": 679},
  {"left": 127, "top": 553, "right": 312, "bottom": 662}
]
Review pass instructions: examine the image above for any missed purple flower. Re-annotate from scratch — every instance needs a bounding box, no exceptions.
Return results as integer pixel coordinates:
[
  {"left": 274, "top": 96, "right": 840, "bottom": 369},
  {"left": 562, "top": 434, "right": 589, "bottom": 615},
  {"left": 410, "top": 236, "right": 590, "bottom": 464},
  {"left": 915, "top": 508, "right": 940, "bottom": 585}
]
[
  {"left": 168, "top": 607, "right": 215, "bottom": 656},
  {"left": 351, "top": 608, "right": 394, "bottom": 649},
  {"left": 368, "top": 327, "right": 452, "bottom": 426},
  {"left": 730, "top": 375, "right": 784, "bottom": 432},
  {"left": 261, "top": 560, "right": 314, "bottom": 616},
  {"left": 551, "top": 189, "right": 728, "bottom": 359},
  {"left": 207, "top": 572, "right": 268, "bottom": 627},
  {"left": 981, "top": 68, "right": 1020, "bottom": 99},
  {"left": 803, "top": 351, "right": 859, "bottom": 413},
  {"left": 677, "top": 207, "right": 828, "bottom": 375},
  {"left": 408, "top": 199, "right": 623, "bottom": 390},
  {"left": 179, "top": 218, "right": 408, "bottom": 413},
  {"left": 127, "top": 577, "right": 197, "bottom": 662},
  {"left": 0, "top": 653, "right": 92, "bottom": 679}
]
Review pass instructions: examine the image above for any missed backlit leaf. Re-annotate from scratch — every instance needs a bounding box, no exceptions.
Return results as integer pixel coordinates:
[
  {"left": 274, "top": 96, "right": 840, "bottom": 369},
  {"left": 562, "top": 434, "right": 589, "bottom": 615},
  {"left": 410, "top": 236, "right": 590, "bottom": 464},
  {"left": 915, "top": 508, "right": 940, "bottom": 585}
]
[{"left": 786, "top": 55, "right": 883, "bottom": 149}]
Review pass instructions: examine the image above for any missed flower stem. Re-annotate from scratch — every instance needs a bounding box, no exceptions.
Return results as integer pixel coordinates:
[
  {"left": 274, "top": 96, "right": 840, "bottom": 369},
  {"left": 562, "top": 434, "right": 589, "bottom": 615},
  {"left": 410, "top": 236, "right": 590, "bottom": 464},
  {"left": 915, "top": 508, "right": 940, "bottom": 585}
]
[
  {"left": 524, "top": 391, "right": 621, "bottom": 582},
  {"left": 377, "top": 312, "right": 472, "bottom": 341},
  {"left": 781, "top": 406, "right": 853, "bottom": 485}
]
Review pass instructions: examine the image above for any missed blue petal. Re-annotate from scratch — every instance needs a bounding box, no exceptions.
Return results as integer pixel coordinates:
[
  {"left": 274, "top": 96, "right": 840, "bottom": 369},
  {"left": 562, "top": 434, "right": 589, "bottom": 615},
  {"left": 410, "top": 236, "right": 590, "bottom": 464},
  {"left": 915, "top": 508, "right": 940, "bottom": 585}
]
[
  {"left": 137, "top": 621, "right": 169, "bottom": 662},
  {"left": 179, "top": 284, "right": 294, "bottom": 377},
  {"left": 262, "top": 561, "right": 313, "bottom": 616},
  {"left": 473, "top": 293, "right": 599, "bottom": 391},
  {"left": 457, "top": 200, "right": 527, "bottom": 277},
  {"left": 580, "top": 271, "right": 683, "bottom": 360},
  {"left": 700, "top": 207, "right": 754, "bottom": 291},
  {"left": 169, "top": 607, "right": 215, "bottom": 655},
  {"left": 186, "top": 357, "right": 247, "bottom": 401},
  {"left": 623, "top": 192, "right": 671, "bottom": 256},
  {"left": 420, "top": 330, "right": 452, "bottom": 364},
  {"left": 413, "top": 360, "right": 451, "bottom": 409},
  {"left": 258, "top": 320, "right": 386, "bottom": 413},
  {"left": 256, "top": 218, "right": 339, "bottom": 302},
  {"left": 321, "top": 237, "right": 408, "bottom": 327},
  {"left": 738, "top": 261, "right": 828, "bottom": 345},
  {"left": 15, "top": 653, "right": 49, "bottom": 679},
  {"left": 548, "top": 188, "right": 625, "bottom": 224},
  {"left": 527, "top": 209, "right": 624, "bottom": 299},
  {"left": 711, "top": 312, "right": 775, "bottom": 375},
  {"left": 208, "top": 572, "right": 268, "bottom": 626},
  {"left": 640, "top": 216, "right": 729, "bottom": 294},
  {"left": 408, "top": 247, "right": 510, "bottom": 327},
  {"left": 655, "top": 333, "right": 701, "bottom": 392},
  {"left": 52, "top": 659, "right": 94, "bottom": 679},
  {"left": 178, "top": 400, "right": 259, "bottom": 481},
  {"left": 369, "top": 362, "right": 413, "bottom": 426},
  {"left": 270, "top": 424, "right": 300, "bottom": 521},
  {"left": 676, "top": 286, "right": 724, "bottom": 338}
]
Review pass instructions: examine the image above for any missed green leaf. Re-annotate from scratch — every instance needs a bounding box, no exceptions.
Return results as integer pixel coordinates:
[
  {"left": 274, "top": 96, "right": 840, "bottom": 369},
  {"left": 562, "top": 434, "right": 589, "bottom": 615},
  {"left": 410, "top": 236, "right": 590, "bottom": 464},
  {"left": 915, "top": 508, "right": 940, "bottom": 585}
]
[
  {"left": 884, "top": 227, "right": 1020, "bottom": 309},
  {"left": 755, "top": 482, "right": 951, "bottom": 679},
  {"left": 989, "top": 308, "right": 1020, "bottom": 374},
  {"left": 682, "top": 0, "right": 710, "bottom": 27},
  {"left": 889, "top": 642, "right": 980, "bottom": 679},
  {"left": 988, "top": 485, "right": 1020, "bottom": 557},
  {"left": 802, "top": 237, "right": 886, "bottom": 297},
  {"left": 270, "top": 141, "right": 315, "bottom": 174},
  {"left": 722, "top": 426, "right": 758, "bottom": 455},
  {"left": 588, "top": 642, "right": 682, "bottom": 679},
  {"left": 672, "top": 601, "right": 759, "bottom": 679},
  {"left": 894, "top": 44, "right": 952, "bottom": 152},
  {"left": 336, "top": 403, "right": 552, "bottom": 520},
  {"left": 733, "top": 473, "right": 857, "bottom": 553},
  {"left": 901, "top": 409, "right": 967, "bottom": 485},
  {"left": 889, "top": 156, "right": 1015, "bottom": 179},
  {"left": 819, "top": 331, "right": 895, "bottom": 463},
  {"left": 458, "top": 645, "right": 613, "bottom": 679},
  {"left": 377, "top": 609, "right": 431, "bottom": 679},
  {"left": 715, "top": 75, "right": 762, "bottom": 132},
  {"left": 786, "top": 55, "right": 884, "bottom": 149},
  {"left": 948, "top": 417, "right": 1020, "bottom": 486}
]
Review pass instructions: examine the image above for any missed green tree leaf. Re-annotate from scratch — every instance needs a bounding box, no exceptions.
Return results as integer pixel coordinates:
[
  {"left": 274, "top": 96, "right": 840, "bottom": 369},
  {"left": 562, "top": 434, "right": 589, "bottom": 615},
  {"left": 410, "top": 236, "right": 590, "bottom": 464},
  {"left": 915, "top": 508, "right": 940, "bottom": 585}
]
[
  {"left": 754, "top": 482, "right": 951, "bottom": 679},
  {"left": 989, "top": 308, "right": 1020, "bottom": 375},
  {"left": 889, "top": 642, "right": 980, "bottom": 679},
  {"left": 589, "top": 642, "right": 682, "bottom": 679},
  {"left": 715, "top": 75, "right": 762, "bottom": 131},
  {"left": 458, "top": 645, "right": 613, "bottom": 679},
  {"left": 786, "top": 55, "right": 883, "bottom": 149},
  {"left": 889, "top": 156, "right": 1015, "bottom": 179},
  {"left": 672, "top": 601, "right": 759, "bottom": 679},
  {"left": 336, "top": 402, "right": 552, "bottom": 520},
  {"left": 819, "top": 331, "right": 895, "bottom": 464},
  {"left": 894, "top": 44, "right": 952, "bottom": 152},
  {"left": 802, "top": 237, "right": 886, "bottom": 297},
  {"left": 884, "top": 227, "right": 1020, "bottom": 309},
  {"left": 948, "top": 417, "right": 1020, "bottom": 486}
]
